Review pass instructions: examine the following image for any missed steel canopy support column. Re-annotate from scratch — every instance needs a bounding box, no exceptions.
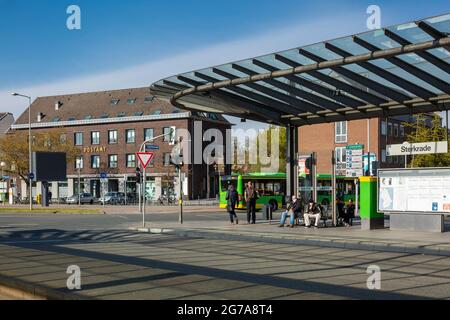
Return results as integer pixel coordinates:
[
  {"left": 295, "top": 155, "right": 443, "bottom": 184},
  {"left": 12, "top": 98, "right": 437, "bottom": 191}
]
[{"left": 286, "top": 125, "right": 298, "bottom": 203}]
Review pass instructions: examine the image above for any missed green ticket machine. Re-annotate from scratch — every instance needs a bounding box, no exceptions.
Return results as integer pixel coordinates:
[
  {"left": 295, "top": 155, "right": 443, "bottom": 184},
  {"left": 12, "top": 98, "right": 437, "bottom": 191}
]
[{"left": 359, "top": 177, "right": 384, "bottom": 230}]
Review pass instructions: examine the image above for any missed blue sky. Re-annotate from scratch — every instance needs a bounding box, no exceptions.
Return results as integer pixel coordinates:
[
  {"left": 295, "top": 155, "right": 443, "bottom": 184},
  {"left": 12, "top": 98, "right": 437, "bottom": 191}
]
[{"left": 1, "top": 0, "right": 449, "bottom": 126}]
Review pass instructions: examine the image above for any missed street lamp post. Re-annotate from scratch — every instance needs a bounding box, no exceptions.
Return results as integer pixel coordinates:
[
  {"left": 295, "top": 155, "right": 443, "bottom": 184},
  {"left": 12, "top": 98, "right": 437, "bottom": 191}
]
[
  {"left": 11, "top": 93, "right": 33, "bottom": 211},
  {"left": 0, "top": 161, "right": 5, "bottom": 205}
]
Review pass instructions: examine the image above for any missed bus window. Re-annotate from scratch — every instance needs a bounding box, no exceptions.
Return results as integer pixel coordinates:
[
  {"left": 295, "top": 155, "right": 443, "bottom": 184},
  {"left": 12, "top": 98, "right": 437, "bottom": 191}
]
[{"left": 221, "top": 176, "right": 237, "bottom": 192}]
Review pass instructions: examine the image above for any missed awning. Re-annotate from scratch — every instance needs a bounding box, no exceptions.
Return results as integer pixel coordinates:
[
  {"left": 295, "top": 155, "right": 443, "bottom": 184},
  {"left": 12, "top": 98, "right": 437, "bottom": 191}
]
[{"left": 150, "top": 13, "right": 450, "bottom": 126}]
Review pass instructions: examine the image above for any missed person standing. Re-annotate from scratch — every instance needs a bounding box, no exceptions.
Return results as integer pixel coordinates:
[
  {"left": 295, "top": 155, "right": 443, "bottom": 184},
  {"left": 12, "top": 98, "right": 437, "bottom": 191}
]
[
  {"left": 337, "top": 198, "right": 345, "bottom": 226},
  {"left": 345, "top": 199, "right": 356, "bottom": 227},
  {"left": 244, "top": 181, "right": 257, "bottom": 224},
  {"left": 226, "top": 184, "right": 239, "bottom": 225}
]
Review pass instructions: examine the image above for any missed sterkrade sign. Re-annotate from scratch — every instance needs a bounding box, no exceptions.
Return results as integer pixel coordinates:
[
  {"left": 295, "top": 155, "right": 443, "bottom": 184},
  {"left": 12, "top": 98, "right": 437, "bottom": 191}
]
[{"left": 387, "top": 141, "right": 448, "bottom": 156}]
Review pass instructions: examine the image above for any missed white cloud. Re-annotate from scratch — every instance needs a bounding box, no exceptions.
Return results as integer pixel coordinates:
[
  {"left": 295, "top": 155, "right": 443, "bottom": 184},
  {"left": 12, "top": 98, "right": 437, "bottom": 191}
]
[{"left": 1, "top": 12, "right": 362, "bottom": 119}]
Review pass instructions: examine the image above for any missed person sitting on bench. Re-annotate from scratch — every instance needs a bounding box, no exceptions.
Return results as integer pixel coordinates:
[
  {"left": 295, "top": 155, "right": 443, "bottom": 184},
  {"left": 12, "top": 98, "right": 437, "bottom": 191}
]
[
  {"left": 304, "top": 199, "right": 322, "bottom": 229},
  {"left": 278, "top": 195, "right": 303, "bottom": 228}
]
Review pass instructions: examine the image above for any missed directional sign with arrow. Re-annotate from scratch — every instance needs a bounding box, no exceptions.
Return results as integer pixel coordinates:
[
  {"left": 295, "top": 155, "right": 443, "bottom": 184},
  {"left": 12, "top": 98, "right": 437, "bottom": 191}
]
[{"left": 136, "top": 152, "right": 155, "bottom": 169}]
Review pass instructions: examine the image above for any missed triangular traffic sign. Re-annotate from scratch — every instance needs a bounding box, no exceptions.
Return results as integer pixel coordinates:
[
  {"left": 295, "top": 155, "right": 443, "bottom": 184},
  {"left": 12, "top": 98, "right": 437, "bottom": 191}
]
[{"left": 136, "top": 152, "right": 155, "bottom": 169}]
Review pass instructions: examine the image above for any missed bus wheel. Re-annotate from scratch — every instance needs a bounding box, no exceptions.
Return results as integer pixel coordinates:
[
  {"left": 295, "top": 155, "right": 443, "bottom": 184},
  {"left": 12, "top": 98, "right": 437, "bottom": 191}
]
[{"left": 269, "top": 200, "right": 278, "bottom": 211}]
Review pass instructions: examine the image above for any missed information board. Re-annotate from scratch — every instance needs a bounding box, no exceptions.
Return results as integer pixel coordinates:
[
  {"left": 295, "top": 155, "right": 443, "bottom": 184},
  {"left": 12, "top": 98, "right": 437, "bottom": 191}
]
[
  {"left": 346, "top": 144, "right": 364, "bottom": 177},
  {"left": 378, "top": 168, "right": 450, "bottom": 214}
]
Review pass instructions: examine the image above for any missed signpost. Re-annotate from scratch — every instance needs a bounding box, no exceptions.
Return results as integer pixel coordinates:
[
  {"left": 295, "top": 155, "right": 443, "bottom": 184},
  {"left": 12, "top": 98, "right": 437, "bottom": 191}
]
[
  {"left": 100, "top": 172, "right": 107, "bottom": 210},
  {"left": 136, "top": 152, "right": 155, "bottom": 228},
  {"left": 387, "top": 141, "right": 448, "bottom": 156},
  {"left": 346, "top": 144, "right": 364, "bottom": 178}
]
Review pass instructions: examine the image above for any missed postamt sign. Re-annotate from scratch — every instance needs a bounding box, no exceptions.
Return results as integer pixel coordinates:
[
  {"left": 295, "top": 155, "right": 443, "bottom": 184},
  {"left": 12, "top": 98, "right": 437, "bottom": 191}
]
[{"left": 387, "top": 141, "right": 448, "bottom": 156}]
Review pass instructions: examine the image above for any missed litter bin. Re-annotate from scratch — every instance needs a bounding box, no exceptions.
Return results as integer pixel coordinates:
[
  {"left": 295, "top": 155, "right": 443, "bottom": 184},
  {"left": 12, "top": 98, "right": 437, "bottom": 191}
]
[{"left": 262, "top": 204, "right": 273, "bottom": 221}]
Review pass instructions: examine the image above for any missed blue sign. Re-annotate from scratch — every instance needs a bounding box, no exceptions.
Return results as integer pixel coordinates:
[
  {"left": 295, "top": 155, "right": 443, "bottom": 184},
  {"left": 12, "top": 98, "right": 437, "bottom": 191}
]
[
  {"left": 432, "top": 202, "right": 439, "bottom": 212},
  {"left": 100, "top": 172, "right": 107, "bottom": 179},
  {"left": 145, "top": 145, "right": 160, "bottom": 151},
  {"left": 28, "top": 173, "right": 35, "bottom": 180}
]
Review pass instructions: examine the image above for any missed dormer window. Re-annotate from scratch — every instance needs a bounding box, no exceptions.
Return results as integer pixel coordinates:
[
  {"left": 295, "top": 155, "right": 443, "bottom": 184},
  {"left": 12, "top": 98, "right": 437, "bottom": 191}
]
[
  {"left": 37, "top": 112, "right": 44, "bottom": 122},
  {"left": 55, "top": 101, "right": 62, "bottom": 111},
  {"left": 52, "top": 117, "right": 61, "bottom": 122},
  {"left": 100, "top": 113, "right": 109, "bottom": 119},
  {"left": 144, "top": 96, "right": 155, "bottom": 103},
  {"left": 117, "top": 112, "right": 126, "bottom": 117},
  {"left": 127, "top": 98, "right": 137, "bottom": 105},
  {"left": 110, "top": 99, "right": 120, "bottom": 106}
]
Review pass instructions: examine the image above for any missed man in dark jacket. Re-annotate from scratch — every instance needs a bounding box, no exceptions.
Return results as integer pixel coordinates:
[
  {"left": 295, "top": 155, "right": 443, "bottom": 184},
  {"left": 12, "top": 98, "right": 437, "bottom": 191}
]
[
  {"left": 226, "top": 184, "right": 239, "bottom": 225},
  {"left": 279, "top": 195, "right": 304, "bottom": 228},
  {"left": 244, "top": 181, "right": 257, "bottom": 224}
]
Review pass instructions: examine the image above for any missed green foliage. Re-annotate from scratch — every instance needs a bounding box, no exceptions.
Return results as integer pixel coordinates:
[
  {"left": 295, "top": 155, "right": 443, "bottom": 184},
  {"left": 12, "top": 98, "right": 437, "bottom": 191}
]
[
  {"left": 233, "top": 125, "right": 286, "bottom": 174},
  {"left": 402, "top": 113, "right": 450, "bottom": 167}
]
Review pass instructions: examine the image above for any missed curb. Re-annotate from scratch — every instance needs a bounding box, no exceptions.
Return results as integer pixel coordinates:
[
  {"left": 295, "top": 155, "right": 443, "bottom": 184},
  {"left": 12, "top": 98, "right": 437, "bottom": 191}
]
[
  {"left": 0, "top": 274, "right": 89, "bottom": 300},
  {"left": 131, "top": 227, "right": 450, "bottom": 257}
]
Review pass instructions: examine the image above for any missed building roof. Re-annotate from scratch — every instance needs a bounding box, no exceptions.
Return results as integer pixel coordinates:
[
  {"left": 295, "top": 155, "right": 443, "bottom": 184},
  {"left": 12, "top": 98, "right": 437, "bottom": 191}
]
[
  {"left": 150, "top": 13, "right": 450, "bottom": 127},
  {"left": 14, "top": 87, "right": 229, "bottom": 127}
]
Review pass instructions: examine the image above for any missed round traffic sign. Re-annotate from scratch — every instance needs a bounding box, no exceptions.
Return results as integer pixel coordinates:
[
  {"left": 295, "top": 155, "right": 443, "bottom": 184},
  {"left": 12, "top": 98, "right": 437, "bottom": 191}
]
[
  {"left": 100, "top": 172, "right": 107, "bottom": 179},
  {"left": 28, "top": 173, "right": 35, "bottom": 180}
]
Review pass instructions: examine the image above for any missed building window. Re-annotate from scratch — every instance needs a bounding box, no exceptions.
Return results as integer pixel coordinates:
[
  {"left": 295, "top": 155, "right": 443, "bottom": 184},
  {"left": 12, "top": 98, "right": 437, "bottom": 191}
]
[
  {"left": 126, "top": 154, "right": 136, "bottom": 168},
  {"left": 381, "top": 121, "right": 387, "bottom": 136},
  {"left": 91, "top": 132, "right": 100, "bottom": 145},
  {"left": 109, "top": 155, "right": 118, "bottom": 168},
  {"left": 74, "top": 132, "right": 83, "bottom": 146},
  {"left": 126, "top": 129, "right": 136, "bottom": 144},
  {"left": 127, "top": 98, "right": 137, "bottom": 104},
  {"left": 335, "top": 121, "right": 347, "bottom": 143},
  {"left": 381, "top": 149, "right": 386, "bottom": 163},
  {"left": 110, "top": 99, "right": 120, "bottom": 105},
  {"left": 388, "top": 122, "right": 393, "bottom": 136},
  {"left": 400, "top": 125, "right": 405, "bottom": 137},
  {"left": 75, "top": 156, "right": 84, "bottom": 169},
  {"left": 163, "top": 153, "right": 171, "bottom": 166},
  {"left": 335, "top": 147, "right": 346, "bottom": 163},
  {"left": 163, "top": 127, "right": 176, "bottom": 144},
  {"left": 108, "top": 130, "right": 118, "bottom": 144},
  {"left": 144, "top": 128, "right": 154, "bottom": 141},
  {"left": 394, "top": 124, "right": 399, "bottom": 137},
  {"left": 144, "top": 96, "right": 155, "bottom": 103},
  {"left": 91, "top": 155, "right": 100, "bottom": 169}
]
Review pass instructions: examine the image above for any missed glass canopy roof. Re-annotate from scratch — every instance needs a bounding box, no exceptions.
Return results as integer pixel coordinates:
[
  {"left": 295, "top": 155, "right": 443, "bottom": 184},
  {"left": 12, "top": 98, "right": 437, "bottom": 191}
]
[{"left": 150, "top": 13, "right": 450, "bottom": 126}]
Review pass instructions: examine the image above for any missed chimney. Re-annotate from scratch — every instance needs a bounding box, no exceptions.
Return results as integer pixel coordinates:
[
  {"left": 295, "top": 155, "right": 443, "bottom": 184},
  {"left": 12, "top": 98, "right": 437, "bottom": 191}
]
[{"left": 55, "top": 101, "right": 62, "bottom": 111}]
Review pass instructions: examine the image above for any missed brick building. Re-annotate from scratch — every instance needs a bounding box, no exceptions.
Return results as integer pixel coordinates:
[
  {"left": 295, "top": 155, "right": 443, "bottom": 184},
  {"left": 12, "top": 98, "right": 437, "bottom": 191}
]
[
  {"left": 11, "top": 87, "right": 231, "bottom": 201},
  {"left": 299, "top": 115, "right": 420, "bottom": 176}
]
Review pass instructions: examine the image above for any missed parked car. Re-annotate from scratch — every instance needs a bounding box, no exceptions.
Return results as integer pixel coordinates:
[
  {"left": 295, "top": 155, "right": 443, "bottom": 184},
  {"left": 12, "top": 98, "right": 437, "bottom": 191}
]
[
  {"left": 99, "top": 192, "right": 126, "bottom": 205},
  {"left": 66, "top": 193, "right": 95, "bottom": 205}
]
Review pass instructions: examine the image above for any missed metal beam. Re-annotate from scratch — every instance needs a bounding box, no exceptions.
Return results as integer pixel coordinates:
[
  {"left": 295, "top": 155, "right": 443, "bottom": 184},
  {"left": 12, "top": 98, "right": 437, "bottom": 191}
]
[
  {"left": 192, "top": 72, "right": 321, "bottom": 116},
  {"left": 325, "top": 42, "right": 436, "bottom": 100},
  {"left": 416, "top": 21, "right": 450, "bottom": 52},
  {"left": 353, "top": 36, "right": 450, "bottom": 95},
  {"left": 211, "top": 67, "right": 344, "bottom": 112},
  {"left": 298, "top": 48, "right": 411, "bottom": 103},
  {"left": 231, "top": 63, "right": 363, "bottom": 110},
  {"left": 273, "top": 54, "right": 388, "bottom": 106},
  {"left": 384, "top": 29, "right": 450, "bottom": 74},
  {"left": 167, "top": 78, "right": 283, "bottom": 123}
]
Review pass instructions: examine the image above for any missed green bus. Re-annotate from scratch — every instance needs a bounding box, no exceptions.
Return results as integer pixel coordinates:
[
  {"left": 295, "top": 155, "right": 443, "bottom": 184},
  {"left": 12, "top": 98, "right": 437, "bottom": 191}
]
[
  {"left": 300, "top": 174, "right": 358, "bottom": 206},
  {"left": 219, "top": 173, "right": 286, "bottom": 211}
]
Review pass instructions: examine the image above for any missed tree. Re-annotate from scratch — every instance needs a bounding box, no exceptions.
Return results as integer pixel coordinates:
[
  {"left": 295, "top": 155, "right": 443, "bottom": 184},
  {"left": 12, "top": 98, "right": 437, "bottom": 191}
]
[
  {"left": 402, "top": 113, "right": 450, "bottom": 167},
  {"left": 0, "top": 130, "right": 81, "bottom": 187},
  {"left": 246, "top": 125, "right": 287, "bottom": 173}
]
